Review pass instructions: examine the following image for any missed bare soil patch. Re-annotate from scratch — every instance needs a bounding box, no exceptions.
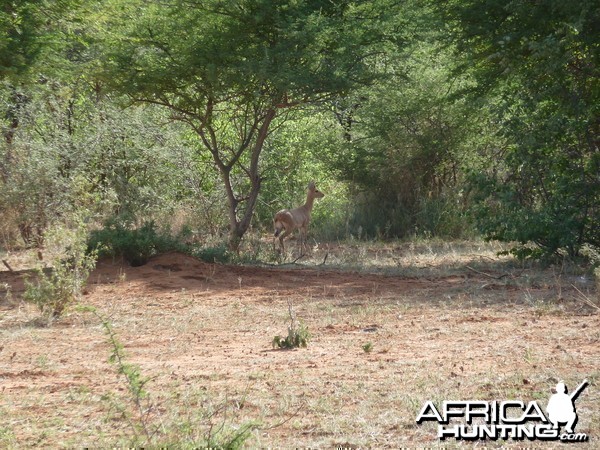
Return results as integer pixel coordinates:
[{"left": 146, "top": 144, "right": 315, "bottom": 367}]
[{"left": 1, "top": 244, "right": 599, "bottom": 448}]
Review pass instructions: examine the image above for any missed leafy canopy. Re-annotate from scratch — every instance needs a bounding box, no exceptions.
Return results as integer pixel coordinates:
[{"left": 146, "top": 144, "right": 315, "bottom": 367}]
[
  {"left": 100, "top": 0, "right": 393, "bottom": 108},
  {"left": 95, "top": 0, "right": 397, "bottom": 249},
  {"left": 443, "top": 0, "right": 600, "bottom": 258}
]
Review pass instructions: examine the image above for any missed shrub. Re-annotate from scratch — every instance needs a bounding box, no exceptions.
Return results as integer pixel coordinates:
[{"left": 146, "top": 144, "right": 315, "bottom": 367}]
[
  {"left": 272, "top": 320, "right": 310, "bottom": 349},
  {"left": 24, "top": 222, "right": 97, "bottom": 321},
  {"left": 195, "top": 244, "right": 232, "bottom": 264},
  {"left": 471, "top": 166, "right": 600, "bottom": 262},
  {"left": 88, "top": 220, "right": 185, "bottom": 266},
  {"left": 89, "top": 307, "right": 255, "bottom": 448},
  {"left": 272, "top": 299, "right": 310, "bottom": 349}
]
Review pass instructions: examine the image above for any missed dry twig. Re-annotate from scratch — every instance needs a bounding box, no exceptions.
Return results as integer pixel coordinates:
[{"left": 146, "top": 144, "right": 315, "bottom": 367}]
[
  {"left": 464, "top": 265, "right": 525, "bottom": 280},
  {"left": 2, "top": 259, "right": 14, "bottom": 272},
  {"left": 571, "top": 284, "right": 600, "bottom": 312}
]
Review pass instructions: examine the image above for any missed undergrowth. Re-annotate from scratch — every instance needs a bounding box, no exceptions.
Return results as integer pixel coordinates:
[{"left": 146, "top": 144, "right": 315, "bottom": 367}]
[
  {"left": 24, "top": 221, "right": 97, "bottom": 323},
  {"left": 88, "top": 219, "right": 186, "bottom": 266},
  {"left": 86, "top": 307, "right": 256, "bottom": 448}
]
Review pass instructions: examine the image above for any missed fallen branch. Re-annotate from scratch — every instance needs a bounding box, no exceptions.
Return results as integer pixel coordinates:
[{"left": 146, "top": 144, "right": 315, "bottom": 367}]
[
  {"left": 260, "top": 254, "right": 306, "bottom": 268},
  {"left": 2, "top": 259, "right": 14, "bottom": 272},
  {"left": 464, "top": 265, "right": 525, "bottom": 280},
  {"left": 464, "top": 265, "right": 508, "bottom": 279},
  {"left": 290, "top": 253, "right": 306, "bottom": 264},
  {"left": 571, "top": 284, "right": 600, "bottom": 312},
  {"left": 318, "top": 251, "right": 329, "bottom": 266},
  {"left": 467, "top": 254, "right": 497, "bottom": 262}
]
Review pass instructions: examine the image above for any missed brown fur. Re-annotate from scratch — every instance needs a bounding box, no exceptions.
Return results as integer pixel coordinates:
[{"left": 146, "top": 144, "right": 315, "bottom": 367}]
[{"left": 273, "top": 181, "right": 324, "bottom": 254}]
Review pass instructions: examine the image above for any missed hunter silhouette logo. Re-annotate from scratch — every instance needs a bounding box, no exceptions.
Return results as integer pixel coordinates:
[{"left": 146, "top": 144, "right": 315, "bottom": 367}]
[
  {"left": 416, "top": 379, "right": 589, "bottom": 442},
  {"left": 547, "top": 380, "right": 588, "bottom": 434}
]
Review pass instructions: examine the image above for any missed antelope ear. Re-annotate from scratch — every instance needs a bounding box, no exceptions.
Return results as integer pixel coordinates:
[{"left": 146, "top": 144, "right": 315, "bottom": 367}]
[{"left": 308, "top": 181, "right": 316, "bottom": 190}]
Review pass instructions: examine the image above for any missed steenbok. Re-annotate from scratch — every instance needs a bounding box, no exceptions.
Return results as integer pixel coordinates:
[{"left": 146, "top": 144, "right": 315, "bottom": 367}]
[{"left": 273, "top": 181, "right": 324, "bottom": 255}]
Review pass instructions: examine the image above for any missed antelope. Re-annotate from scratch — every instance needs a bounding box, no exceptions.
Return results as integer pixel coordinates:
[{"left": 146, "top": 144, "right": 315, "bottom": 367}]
[{"left": 273, "top": 181, "right": 324, "bottom": 255}]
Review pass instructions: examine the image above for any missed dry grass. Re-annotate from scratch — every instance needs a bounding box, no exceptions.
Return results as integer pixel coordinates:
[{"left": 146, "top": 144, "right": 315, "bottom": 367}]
[{"left": 1, "top": 240, "right": 598, "bottom": 448}]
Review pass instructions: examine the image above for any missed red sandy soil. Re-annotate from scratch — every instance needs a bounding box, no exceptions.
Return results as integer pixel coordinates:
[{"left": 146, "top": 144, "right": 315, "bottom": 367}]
[{"left": 1, "top": 250, "right": 599, "bottom": 448}]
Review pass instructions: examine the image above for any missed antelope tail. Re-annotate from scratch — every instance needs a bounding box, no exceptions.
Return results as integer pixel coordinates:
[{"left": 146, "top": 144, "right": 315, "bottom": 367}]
[{"left": 274, "top": 220, "right": 283, "bottom": 237}]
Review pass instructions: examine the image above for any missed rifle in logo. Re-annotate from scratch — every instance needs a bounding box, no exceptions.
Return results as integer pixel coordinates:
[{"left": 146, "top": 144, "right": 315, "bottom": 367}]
[{"left": 546, "top": 379, "right": 588, "bottom": 434}]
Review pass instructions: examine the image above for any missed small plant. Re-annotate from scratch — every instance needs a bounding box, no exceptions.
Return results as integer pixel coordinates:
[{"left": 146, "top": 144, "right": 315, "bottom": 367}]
[
  {"left": 272, "top": 321, "right": 310, "bottom": 349},
  {"left": 24, "top": 220, "right": 96, "bottom": 322},
  {"left": 272, "top": 299, "right": 310, "bottom": 349},
  {"left": 95, "top": 309, "right": 156, "bottom": 442},
  {"left": 86, "top": 307, "right": 255, "bottom": 448},
  {"left": 362, "top": 342, "right": 373, "bottom": 353}
]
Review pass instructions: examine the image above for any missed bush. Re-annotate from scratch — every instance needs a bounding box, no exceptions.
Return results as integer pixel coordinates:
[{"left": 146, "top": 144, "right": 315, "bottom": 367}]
[
  {"left": 24, "top": 222, "right": 97, "bottom": 322},
  {"left": 470, "top": 159, "right": 600, "bottom": 262},
  {"left": 362, "top": 342, "right": 373, "bottom": 353},
  {"left": 88, "top": 220, "right": 185, "bottom": 266},
  {"left": 195, "top": 244, "right": 232, "bottom": 264}
]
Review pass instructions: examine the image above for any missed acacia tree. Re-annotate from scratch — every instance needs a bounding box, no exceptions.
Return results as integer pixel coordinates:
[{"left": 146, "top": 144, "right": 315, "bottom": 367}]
[
  {"left": 442, "top": 0, "right": 600, "bottom": 258},
  {"left": 1, "top": 0, "right": 48, "bottom": 78},
  {"left": 0, "top": 0, "right": 79, "bottom": 181},
  {"left": 98, "top": 0, "right": 394, "bottom": 249}
]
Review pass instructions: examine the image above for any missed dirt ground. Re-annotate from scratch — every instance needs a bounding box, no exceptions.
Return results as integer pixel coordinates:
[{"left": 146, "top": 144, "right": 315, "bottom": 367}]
[{"left": 1, "top": 242, "right": 599, "bottom": 448}]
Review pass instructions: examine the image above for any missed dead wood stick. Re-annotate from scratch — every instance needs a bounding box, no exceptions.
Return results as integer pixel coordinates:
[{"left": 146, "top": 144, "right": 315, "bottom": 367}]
[
  {"left": 464, "top": 265, "right": 508, "bottom": 279},
  {"left": 465, "top": 265, "right": 526, "bottom": 280},
  {"left": 318, "top": 251, "right": 329, "bottom": 266},
  {"left": 571, "top": 284, "right": 600, "bottom": 312},
  {"left": 2, "top": 259, "right": 14, "bottom": 272}
]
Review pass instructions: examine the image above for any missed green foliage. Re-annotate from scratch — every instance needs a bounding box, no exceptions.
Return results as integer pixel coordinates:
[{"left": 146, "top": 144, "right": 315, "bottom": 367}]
[
  {"left": 444, "top": 0, "right": 600, "bottom": 259},
  {"left": 256, "top": 109, "right": 349, "bottom": 240},
  {"left": 326, "top": 33, "right": 476, "bottom": 239},
  {"left": 2, "top": 0, "right": 597, "bottom": 266},
  {"left": 0, "top": 79, "right": 200, "bottom": 248},
  {"left": 470, "top": 160, "right": 599, "bottom": 261},
  {"left": 95, "top": 0, "right": 400, "bottom": 249},
  {"left": 310, "top": 183, "right": 353, "bottom": 241},
  {"left": 92, "top": 307, "right": 255, "bottom": 448},
  {"left": 467, "top": 81, "right": 600, "bottom": 259},
  {"left": 272, "top": 320, "right": 310, "bottom": 349},
  {"left": 88, "top": 220, "right": 185, "bottom": 266},
  {"left": 272, "top": 299, "right": 310, "bottom": 349},
  {"left": 195, "top": 244, "right": 232, "bottom": 264},
  {"left": 99, "top": 0, "right": 394, "bottom": 109},
  {"left": 362, "top": 342, "right": 373, "bottom": 353},
  {"left": 24, "top": 220, "right": 97, "bottom": 321},
  {"left": 0, "top": 0, "right": 51, "bottom": 78}
]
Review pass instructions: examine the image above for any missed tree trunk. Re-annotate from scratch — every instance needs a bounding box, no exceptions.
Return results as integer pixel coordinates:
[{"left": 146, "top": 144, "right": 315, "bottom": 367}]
[{"left": 219, "top": 108, "right": 276, "bottom": 252}]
